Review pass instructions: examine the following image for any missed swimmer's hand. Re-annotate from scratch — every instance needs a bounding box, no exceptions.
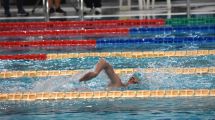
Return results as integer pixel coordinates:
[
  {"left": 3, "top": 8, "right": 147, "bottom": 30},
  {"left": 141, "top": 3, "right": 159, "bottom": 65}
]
[
  {"left": 79, "top": 78, "right": 87, "bottom": 84},
  {"left": 79, "top": 78, "right": 84, "bottom": 82},
  {"left": 79, "top": 76, "right": 89, "bottom": 82}
]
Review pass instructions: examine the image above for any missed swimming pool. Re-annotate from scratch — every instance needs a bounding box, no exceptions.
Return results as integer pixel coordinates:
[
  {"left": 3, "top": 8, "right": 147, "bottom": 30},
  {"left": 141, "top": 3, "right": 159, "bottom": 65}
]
[{"left": 0, "top": 17, "right": 215, "bottom": 119}]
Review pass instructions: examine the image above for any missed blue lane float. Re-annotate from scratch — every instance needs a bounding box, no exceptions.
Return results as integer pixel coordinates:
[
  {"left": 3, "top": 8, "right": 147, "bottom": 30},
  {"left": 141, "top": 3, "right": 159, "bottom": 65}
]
[
  {"left": 96, "top": 36, "right": 215, "bottom": 44},
  {"left": 129, "top": 25, "right": 215, "bottom": 35}
]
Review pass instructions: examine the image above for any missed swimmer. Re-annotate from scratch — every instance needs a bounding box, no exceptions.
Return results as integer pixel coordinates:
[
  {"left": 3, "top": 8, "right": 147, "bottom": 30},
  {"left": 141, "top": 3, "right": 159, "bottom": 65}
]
[{"left": 79, "top": 58, "right": 142, "bottom": 87}]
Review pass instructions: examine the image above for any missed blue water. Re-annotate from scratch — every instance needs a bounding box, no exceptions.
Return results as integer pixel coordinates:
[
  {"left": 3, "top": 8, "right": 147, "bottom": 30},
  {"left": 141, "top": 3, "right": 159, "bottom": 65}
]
[
  {"left": 0, "top": 18, "right": 215, "bottom": 119},
  {"left": 0, "top": 46, "right": 215, "bottom": 119},
  {"left": 0, "top": 97, "right": 215, "bottom": 120}
]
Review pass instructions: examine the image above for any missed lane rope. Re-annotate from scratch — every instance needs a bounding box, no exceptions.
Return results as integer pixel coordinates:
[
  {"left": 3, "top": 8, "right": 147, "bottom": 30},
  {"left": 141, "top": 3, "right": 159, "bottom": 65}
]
[
  {"left": 1, "top": 67, "right": 215, "bottom": 78},
  {"left": 0, "top": 54, "right": 47, "bottom": 60},
  {"left": 47, "top": 50, "right": 215, "bottom": 60},
  {"left": 0, "top": 25, "right": 214, "bottom": 37},
  {"left": 0, "top": 50, "right": 214, "bottom": 60},
  {"left": 1, "top": 36, "right": 214, "bottom": 49},
  {"left": 0, "top": 17, "right": 214, "bottom": 31},
  {"left": 0, "top": 19, "right": 165, "bottom": 31},
  {"left": 166, "top": 17, "right": 215, "bottom": 26},
  {"left": 0, "top": 28, "right": 129, "bottom": 37},
  {"left": 97, "top": 36, "right": 215, "bottom": 44},
  {"left": 0, "top": 89, "right": 214, "bottom": 101},
  {"left": 0, "top": 40, "right": 96, "bottom": 48}
]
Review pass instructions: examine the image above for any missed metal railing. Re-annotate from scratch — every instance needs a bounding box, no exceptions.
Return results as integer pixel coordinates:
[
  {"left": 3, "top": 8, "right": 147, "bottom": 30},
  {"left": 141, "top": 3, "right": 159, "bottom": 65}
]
[
  {"left": 41, "top": 0, "right": 192, "bottom": 21},
  {"left": 0, "top": 0, "right": 203, "bottom": 22},
  {"left": 43, "top": 0, "right": 49, "bottom": 21},
  {"left": 187, "top": 0, "right": 191, "bottom": 18}
]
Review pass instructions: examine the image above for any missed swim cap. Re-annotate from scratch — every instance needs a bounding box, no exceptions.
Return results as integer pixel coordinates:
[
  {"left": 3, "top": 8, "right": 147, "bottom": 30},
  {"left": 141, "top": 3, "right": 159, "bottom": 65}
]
[{"left": 132, "top": 72, "right": 142, "bottom": 81}]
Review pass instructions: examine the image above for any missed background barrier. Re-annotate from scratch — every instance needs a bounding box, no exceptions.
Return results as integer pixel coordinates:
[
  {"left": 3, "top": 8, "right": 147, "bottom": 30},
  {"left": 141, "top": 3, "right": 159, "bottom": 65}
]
[
  {"left": 0, "top": 89, "right": 214, "bottom": 101},
  {"left": 1, "top": 67, "right": 215, "bottom": 78}
]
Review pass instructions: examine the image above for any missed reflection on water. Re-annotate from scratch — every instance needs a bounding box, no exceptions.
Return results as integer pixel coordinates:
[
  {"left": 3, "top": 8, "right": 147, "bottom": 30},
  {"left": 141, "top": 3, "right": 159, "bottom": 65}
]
[{"left": 0, "top": 97, "right": 215, "bottom": 119}]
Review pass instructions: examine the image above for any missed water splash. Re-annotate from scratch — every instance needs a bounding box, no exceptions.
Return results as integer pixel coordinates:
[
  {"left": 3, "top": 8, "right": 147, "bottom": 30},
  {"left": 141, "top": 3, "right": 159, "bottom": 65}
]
[{"left": 31, "top": 70, "right": 90, "bottom": 92}]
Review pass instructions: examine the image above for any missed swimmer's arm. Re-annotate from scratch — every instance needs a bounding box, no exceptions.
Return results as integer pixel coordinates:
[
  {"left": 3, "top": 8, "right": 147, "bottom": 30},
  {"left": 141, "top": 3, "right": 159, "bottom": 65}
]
[
  {"left": 79, "top": 72, "right": 97, "bottom": 82},
  {"left": 79, "top": 58, "right": 108, "bottom": 82}
]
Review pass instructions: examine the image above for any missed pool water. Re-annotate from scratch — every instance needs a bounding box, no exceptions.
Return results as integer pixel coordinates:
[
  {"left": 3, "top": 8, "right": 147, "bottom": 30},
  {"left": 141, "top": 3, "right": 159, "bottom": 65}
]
[
  {"left": 0, "top": 17, "right": 215, "bottom": 119},
  {"left": 0, "top": 97, "right": 215, "bottom": 120},
  {"left": 0, "top": 56, "right": 215, "bottom": 93}
]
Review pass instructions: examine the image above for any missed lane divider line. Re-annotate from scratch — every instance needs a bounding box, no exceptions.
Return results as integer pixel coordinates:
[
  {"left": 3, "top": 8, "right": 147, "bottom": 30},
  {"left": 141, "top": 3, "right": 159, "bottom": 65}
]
[
  {"left": 0, "top": 50, "right": 214, "bottom": 60},
  {"left": 96, "top": 37, "right": 215, "bottom": 44},
  {"left": 0, "top": 17, "right": 214, "bottom": 31},
  {"left": 165, "top": 17, "right": 215, "bottom": 26},
  {"left": 0, "top": 19, "right": 165, "bottom": 31},
  {"left": 0, "top": 54, "right": 47, "bottom": 60},
  {"left": 0, "top": 25, "right": 214, "bottom": 37},
  {"left": 1, "top": 67, "right": 215, "bottom": 78},
  {"left": 0, "top": 40, "right": 96, "bottom": 48},
  {"left": 46, "top": 50, "right": 215, "bottom": 60},
  {"left": 0, "top": 89, "right": 214, "bottom": 101},
  {"left": 1, "top": 37, "right": 214, "bottom": 49},
  {"left": 0, "top": 28, "right": 129, "bottom": 37}
]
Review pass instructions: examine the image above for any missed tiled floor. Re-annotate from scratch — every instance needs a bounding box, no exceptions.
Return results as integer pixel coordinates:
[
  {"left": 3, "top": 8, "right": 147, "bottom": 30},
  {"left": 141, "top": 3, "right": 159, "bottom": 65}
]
[{"left": 0, "top": 0, "right": 214, "bottom": 22}]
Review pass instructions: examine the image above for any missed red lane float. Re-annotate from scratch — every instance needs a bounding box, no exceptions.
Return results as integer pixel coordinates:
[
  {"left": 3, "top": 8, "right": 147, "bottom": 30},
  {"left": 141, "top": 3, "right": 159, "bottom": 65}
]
[
  {"left": 0, "top": 28, "right": 129, "bottom": 37},
  {"left": 0, "top": 54, "right": 47, "bottom": 60},
  {"left": 0, "top": 40, "right": 96, "bottom": 48},
  {"left": 0, "top": 19, "right": 165, "bottom": 31}
]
